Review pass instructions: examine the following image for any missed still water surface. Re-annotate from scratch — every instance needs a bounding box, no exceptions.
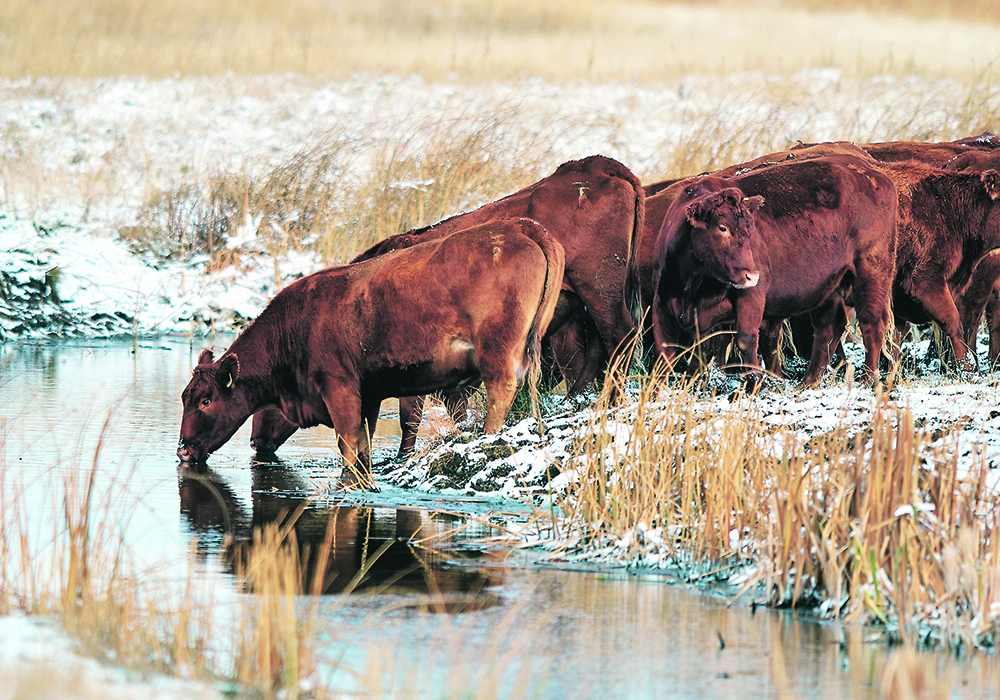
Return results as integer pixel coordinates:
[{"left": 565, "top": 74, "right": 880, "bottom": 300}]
[{"left": 1, "top": 339, "right": 997, "bottom": 698}]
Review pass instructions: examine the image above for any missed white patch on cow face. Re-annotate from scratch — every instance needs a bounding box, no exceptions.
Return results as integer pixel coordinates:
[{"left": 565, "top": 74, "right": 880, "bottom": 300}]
[
  {"left": 732, "top": 271, "right": 760, "bottom": 289},
  {"left": 450, "top": 338, "right": 475, "bottom": 353}
]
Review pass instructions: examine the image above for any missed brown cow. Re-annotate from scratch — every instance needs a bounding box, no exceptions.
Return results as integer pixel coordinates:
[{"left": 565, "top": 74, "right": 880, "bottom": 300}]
[
  {"left": 874, "top": 161, "right": 1000, "bottom": 371},
  {"left": 792, "top": 133, "right": 997, "bottom": 167},
  {"left": 178, "top": 218, "right": 565, "bottom": 489},
  {"left": 641, "top": 142, "right": 870, "bottom": 198},
  {"left": 252, "top": 155, "right": 643, "bottom": 460},
  {"left": 632, "top": 143, "right": 875, "bottom": 320},
  {"left": 638, "top": 154, "right": 897, "bottom": 387}
]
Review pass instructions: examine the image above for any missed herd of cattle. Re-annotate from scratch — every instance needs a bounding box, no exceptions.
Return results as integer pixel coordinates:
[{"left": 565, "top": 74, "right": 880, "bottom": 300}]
[{"left": 177, "top": 132, "right": 1000, "bottom": 488}]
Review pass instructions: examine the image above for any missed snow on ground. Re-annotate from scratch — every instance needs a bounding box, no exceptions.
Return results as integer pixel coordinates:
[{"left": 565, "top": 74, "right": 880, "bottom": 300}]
[
  {"left": 2, "top": 70, "right": 997, "bottom": 339},
  {"left": 0, "top": 615, "right": 221, "bottom": 700}
]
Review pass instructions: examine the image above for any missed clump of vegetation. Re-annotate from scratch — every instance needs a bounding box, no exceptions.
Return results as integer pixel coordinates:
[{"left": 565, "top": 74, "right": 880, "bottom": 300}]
[
  {"left": 119, "top": 107, "right": 548, "bottom": 279},
  {"left": 533, "top": 367, "right": 1000, "bottom": 648}
]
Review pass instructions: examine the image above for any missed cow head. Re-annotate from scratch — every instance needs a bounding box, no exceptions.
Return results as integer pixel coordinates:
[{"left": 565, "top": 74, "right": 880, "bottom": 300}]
[
  {"left": 982, "top": 170, "right": 1000, "bottom": 201},
  {"left": 177, "top": 349, "right": 251, "bottom": 463},
  {"left": 250, "top": 407, "right": 299, "bottom": 456},
  {"left": 686, "top": 188, "right": 764, "bottom": 289}
]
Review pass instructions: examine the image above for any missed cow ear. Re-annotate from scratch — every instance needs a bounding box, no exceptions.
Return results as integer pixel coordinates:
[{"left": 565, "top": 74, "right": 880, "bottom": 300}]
[
  {"left": 744, "top": 195, "right": 764, "bottom": 213},
  {"left": 982, "top": 170, "right": 1000, "bottom": 200},
  {"left": 197, "top": 348, "right": 215, "bottom": 366},
  {"left": 685, "top": 200, "right": 710, "bottom": 229},
  {"left": 217, "top": 353, "right": 240, "bottom": 390}
]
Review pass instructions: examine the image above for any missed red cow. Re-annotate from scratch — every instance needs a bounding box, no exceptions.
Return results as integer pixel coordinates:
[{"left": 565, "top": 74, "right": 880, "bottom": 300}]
[
  {"left": 178, "top": 218, "right": 565, "bottom": 489},
  {"left": 792, "top": 133, "right": 997, "bottom": 167},
  {"left": 641, "top": 154, "right": 897, "bottom": 387},
  {"left": 252, "top": 155, "right": 643, "bottom": 459},
  {"left": 875, "top": 160, "right": 1000, "bottom": 370}
]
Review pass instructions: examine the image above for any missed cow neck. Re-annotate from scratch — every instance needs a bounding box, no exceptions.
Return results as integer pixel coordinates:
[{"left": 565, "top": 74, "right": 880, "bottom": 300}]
[
  {"left": 223, "top": 312, "right": 292, "bottom": 412},
  {"left": 924, "top": 171, "right": 993, "bottom": 245}
]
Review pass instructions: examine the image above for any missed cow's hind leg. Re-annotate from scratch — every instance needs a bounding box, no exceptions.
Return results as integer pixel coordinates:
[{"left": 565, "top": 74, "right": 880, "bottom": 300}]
[
  {"left": 476, "top": 344, "right": 522, "bottom": 434},
  {"left": 799, "top": 296, "right": 847, "bottom": 388},
  {"left": 853, "top": 262, "right": 893, "bottom": 383},
  {"left": 397, "top": 395, "right": 426, "bottom": 459}
]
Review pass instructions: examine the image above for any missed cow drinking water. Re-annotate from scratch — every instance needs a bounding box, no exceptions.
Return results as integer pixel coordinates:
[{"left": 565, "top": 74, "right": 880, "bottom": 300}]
[{"left": 177, "top": 218, "right": 565, "bottom": 489}]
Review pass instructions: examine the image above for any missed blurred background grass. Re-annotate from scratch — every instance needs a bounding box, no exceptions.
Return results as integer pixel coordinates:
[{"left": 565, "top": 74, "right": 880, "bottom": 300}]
[{"left": 1, "top": 0, "right": 998, "bottom": 81}]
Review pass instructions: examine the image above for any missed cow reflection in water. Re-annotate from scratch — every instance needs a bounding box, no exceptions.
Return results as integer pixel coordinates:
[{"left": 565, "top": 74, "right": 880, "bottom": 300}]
[{"left": 178, "top": 462, "right": 501, "bottom": 611}]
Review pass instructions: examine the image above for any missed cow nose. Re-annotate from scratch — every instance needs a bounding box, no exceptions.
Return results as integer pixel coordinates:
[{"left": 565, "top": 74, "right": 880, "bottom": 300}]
[
  {"left": 743, "top": 271, "right": 760, "bottom": 288},
  {"left": 176, "top": 442, "right": 200, "bottom": 463}
]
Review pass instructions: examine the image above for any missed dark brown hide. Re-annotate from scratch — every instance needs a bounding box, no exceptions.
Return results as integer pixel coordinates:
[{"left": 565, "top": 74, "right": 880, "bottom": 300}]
[
  {"left": 355, "top": 155, "right": 643, "bottom": 394},
  {"left": 792, "top": 134, "right": 997, "bottom": 168},
  {"left": 254, "top": 155, "right": 643, "bottom": 460},
  {"left": 629, "top": 143, "right": 875, "bottom": 324},
  {"left": 877, "top": 161, "right": 1000, "bottom": 370},
  {"left": 643, "top": 155, "right": 897, "bottom": 387},
  {"left": 178, "top": 218, "right": 565, "bottom": 487}
]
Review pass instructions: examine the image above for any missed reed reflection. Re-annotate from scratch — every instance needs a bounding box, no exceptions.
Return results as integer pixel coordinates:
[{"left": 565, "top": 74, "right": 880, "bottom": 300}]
[{"left": 177, "top": 462, "right": 501, "bottom": 611}]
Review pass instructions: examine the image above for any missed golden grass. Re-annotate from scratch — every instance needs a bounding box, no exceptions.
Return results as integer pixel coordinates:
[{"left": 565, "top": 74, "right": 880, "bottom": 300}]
[
  {"left": 122, "top": 106, "right": 551, "bottom": 268},
  {"left": 2, "top": 0, "right": 999, "bottom": 82},
  {"left": 532, "top": 364, "right": 1000, "bottom": 646}
]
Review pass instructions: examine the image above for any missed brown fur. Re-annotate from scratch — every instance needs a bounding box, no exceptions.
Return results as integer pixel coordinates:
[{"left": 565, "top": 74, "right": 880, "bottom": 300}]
[
  {"left": 629, "top": 143, "right": 873, "bottom": 326},
  {"left": 642, "top": 155, "right": 897, "bottom": 387},
  {"left": 177, "top": 218, "right": 565, "bottom": 488},
  {"left": 253, "top": 155, "right": 644, "bottom": 459},
  {"left": 357, "top": 154, "right": 644, "bottom": 395},
  {"left": 877, "top": 161, "right": 1000, "bottom": 370}
]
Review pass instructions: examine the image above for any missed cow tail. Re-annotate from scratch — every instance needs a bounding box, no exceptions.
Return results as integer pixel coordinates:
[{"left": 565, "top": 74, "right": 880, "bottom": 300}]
[
  {"left": 516, "top": 218, "right": 566, "bottom": 418},
  {"left": 624, "top": 170, "right": 647, "bottom": 333}
]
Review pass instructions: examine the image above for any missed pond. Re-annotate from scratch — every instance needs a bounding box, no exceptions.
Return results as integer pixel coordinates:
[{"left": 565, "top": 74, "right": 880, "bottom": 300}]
[{"left": 1, "top": 338, "right": 996, "bottom": 698}]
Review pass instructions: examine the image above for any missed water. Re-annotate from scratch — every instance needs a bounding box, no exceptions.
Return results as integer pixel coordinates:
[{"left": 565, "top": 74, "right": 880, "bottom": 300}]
[{"left": 1, "top": 338, "right": 997, "bottom": 698}]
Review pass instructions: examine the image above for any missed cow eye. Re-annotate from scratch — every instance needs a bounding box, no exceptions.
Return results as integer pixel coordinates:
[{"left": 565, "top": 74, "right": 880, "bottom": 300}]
[
  {"left": 719, "top": 224, "right": 729, "bottom": 234},
  {"left": 201, "top": 398, "right": 211, "bottom": 408}
]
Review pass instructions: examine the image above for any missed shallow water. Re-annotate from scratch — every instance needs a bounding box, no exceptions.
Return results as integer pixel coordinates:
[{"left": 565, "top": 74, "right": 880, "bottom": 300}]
[{"left": 1, "top": 338, "right": 997, "bottom": 698}]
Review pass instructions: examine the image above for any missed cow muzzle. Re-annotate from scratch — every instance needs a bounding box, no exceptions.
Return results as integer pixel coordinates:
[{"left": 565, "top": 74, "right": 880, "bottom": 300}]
[
  {"left": 176, "top": 439, "right": 206, "bottom": 464},
  {"left": 732, "top": 271, "right": 760, "bottom": 289}
]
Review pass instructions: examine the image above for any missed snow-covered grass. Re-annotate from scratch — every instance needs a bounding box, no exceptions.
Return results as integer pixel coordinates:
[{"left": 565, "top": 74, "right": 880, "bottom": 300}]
[{"left": 372, "top": 354, "right": 1000, "bottom": 648}]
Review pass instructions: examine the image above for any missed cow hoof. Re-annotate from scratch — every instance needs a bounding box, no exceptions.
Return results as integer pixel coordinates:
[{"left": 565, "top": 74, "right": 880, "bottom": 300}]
[
  {"left": 338, "top": 468, "right": 380, "bottom": 493},
  {"left": 252, "top": 449, "right": 281, "bottom": 464}
]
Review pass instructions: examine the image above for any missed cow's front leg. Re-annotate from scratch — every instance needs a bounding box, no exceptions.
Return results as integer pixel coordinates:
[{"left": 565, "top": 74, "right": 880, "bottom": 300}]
[
  {"left": 800, "top": 295, "right": 848, "bottom": 388},
  {"left": 733, "top": 292, "right": 766, "bottom": 387},
  {"left": 325, "top": 386, "right": 377, "bottom": 491},
  {"left": 651, "top": 290, "right": 688, "bottom": 372},
  {"left": 903, "top": 274, "right": 974, "bottom": 372}
]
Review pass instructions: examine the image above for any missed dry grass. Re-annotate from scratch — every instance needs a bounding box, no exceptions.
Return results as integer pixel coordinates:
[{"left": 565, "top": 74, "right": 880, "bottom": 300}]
[
  {"left": 121, "top": 106, "right": 551, "bottom": 270},
  {"left": 1, "top": 0, "right": 999, "bottom": 82},
  {"left": 532, "top": 364, "right": 1000, "bottom": 647}
]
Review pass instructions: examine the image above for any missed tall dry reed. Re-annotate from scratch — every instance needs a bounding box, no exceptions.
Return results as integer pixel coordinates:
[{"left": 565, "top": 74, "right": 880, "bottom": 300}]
[
  {"left": 2, "top": 0, "right": 998, "bottom": 81},
  {"left": 537, "top": 366, "right": 1000, "bottom": 647}
]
